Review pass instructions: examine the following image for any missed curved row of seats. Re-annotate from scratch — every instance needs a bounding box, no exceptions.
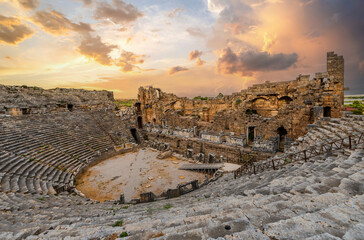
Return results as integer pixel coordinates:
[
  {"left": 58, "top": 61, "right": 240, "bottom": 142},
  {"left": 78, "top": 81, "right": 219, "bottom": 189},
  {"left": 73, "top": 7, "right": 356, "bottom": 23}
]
[
  {"left": 0, "top": 115, "right": 363, "bottom": 239},
  {"left": 0, "top": 110, "right": 130, "bottom": 195}
]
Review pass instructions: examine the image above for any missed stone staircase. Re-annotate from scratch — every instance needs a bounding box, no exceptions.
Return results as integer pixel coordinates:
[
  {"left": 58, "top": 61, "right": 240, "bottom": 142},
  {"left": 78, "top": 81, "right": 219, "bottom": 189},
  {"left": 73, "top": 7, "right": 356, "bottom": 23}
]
[{"left": 0, "top": 114, "right": 363, "bottom": 239}]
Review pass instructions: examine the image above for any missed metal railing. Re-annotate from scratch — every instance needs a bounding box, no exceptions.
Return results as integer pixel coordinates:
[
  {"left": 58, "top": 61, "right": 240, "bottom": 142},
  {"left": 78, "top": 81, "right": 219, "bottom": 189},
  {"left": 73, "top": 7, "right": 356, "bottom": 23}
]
[{"left": 234, "top": 133, "right": 363, "bottom": 179}]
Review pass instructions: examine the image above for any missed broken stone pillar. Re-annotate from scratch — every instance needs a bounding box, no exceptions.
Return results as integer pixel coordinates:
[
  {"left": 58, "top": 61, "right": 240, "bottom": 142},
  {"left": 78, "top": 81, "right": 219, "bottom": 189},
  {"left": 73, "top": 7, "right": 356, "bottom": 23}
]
[
  {"left": 119, "top": 194, "right": 125, "bottom": 204},
  {"left": 191, "top": 180, "right": 199, "bottom": 190}
]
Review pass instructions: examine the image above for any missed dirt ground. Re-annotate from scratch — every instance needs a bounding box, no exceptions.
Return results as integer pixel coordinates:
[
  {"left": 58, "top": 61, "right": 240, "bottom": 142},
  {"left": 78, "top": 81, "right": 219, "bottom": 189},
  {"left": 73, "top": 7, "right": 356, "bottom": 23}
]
[{"left": 76, "top": 149, "right": 206, "bottom": 202}]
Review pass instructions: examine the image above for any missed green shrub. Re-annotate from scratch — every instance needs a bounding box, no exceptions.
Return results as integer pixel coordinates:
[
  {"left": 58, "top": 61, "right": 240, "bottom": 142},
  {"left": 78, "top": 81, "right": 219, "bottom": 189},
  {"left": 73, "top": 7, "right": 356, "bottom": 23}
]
[
  {"left": 163, "top": 204, "right": 173, "bottom": 210},
  {"left": 112, "top": 220, "right": 123, "bottom": 227},
  {"left": 119, "top": 232, "right": 128, "bottom": 238},
  {"left": 193, "top": 96, "right": 208, "bottom": 100},
  {"left": 216, "top": 93, "right": 224, "bottom": 98},
  {"left": 351, "top": 109, "right": 363, "bottom": 115}
]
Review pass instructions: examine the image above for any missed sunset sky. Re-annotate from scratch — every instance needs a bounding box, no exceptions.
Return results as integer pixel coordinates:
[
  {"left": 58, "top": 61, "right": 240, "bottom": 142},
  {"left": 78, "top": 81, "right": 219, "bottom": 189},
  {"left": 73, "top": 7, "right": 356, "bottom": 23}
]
[{"left": 0, "top": 0, "right": 363, "bottom": 98}]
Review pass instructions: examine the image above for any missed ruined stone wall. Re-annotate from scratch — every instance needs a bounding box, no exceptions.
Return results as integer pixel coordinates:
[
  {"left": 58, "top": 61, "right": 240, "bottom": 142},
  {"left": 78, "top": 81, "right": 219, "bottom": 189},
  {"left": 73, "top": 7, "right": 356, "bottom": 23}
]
[
  {"left": 145, "top": 131, "right": 268, "bottom": 164},
  {"left": 0, "top": 85, "right": 115, "bottom": 115},
  {"left": 136, "top": 52, "right": 344, "bottom": 152}
]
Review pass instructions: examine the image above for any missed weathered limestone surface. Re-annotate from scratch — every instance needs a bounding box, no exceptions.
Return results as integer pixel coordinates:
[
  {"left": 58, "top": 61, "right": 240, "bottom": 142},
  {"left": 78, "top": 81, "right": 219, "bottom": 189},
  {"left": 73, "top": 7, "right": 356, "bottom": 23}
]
[
  {"left": 0, "top": 114, "right": 363, "bottom": 239},
  {"left": 137, "top": 52, "right": 344, "bottom": 153},
  {"left": 0, "top": 85, "right": 115, "bottom": 115}
]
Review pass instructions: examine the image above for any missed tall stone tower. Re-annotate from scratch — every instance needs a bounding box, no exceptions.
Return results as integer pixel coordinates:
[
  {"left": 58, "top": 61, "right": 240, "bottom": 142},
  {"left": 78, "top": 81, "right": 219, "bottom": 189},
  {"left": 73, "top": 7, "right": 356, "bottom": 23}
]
[{"left": 327, "top": 52, "right": 344, "bottom": 106}]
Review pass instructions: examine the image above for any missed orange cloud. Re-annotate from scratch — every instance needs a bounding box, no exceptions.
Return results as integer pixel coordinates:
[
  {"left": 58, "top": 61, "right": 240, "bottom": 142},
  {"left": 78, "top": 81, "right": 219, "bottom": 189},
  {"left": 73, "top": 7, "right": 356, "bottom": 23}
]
[
  {"left": 0, "top": 15, "right": 34, "bottom": 45},
  {"left": 168, "top": 66, "right": 188, "bottom": 75},
  {"left": 31, "top": 10, "right": 93, "bottom": 35},
  {"left": 94, "top": 0, "right": 143, "bottom": 24},
  {"left": 189, "top": 50, "right": 203, "bottom": 60},
  {"left": 115, "top": 51, "right": 146, "bottom": 72},
  {"left": 17, "top": 0, "right": 39, "bottom": 10},
  {"left": 78, "top": 35, "right": 117, "bottom": 65},
  {"left": 196, "top": 58, "right": 206, "bottom": 66}
]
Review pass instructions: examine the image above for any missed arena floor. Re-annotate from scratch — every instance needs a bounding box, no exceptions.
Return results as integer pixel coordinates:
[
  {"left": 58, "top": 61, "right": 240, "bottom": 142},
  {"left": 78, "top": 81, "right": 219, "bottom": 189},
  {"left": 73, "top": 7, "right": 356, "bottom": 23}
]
[{"left": 76, "top": 148, "right": 206, "bottom": 202}]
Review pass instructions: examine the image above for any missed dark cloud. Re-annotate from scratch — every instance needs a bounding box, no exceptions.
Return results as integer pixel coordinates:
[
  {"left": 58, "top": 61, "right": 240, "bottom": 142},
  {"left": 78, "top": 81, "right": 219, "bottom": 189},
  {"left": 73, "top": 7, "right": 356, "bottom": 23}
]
[
  {"left": 168, "top": 66, "right": 189, "bottom": 75},
  {"left": 94, "top": 0, "right": 143, "bottom": 24},
  {"left": 189, "top": 50, "right": 203, "bottom": 60},
  {"left": 31, "top": 10, "right": 93, "bottom": 35},
  {"left": 115, "top": 51, "right": 146, "bottom": 72},
  {"left": 217, "top": 48, "right": 298, "bottom": 76},
  {"left": 0, "top": 15, "right": 34, "bottom": 45},
  {"left": 295, "top": 0, "right": 364, "bottom": 93},
  {"left": 78, "top": 35, "right": 117, "bottom": 65},
  {"left": 17, "top": 0, "right": 39, "bottom": 10}
]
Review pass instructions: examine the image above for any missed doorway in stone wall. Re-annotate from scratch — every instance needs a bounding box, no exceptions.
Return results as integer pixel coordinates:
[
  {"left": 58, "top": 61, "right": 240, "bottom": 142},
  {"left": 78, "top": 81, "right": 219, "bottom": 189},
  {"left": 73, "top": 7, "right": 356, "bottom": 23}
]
[
  {"left": 247, "top": 126, "right": 255, "bottom": 146},
  {"left": 130, "top": 128, "right": 140, "bottom": 144},
  {"left": 137, "top": 116, "right": 143, "bottom": 129},
  {"left": 135, "top": 102, "right": 141, "bottom": 112},
  {"left": 324, "top": 107, "right": 331, "bottom": 117},
  {"left": 277, "top": 127, "right": 287, "bottom": 151}
]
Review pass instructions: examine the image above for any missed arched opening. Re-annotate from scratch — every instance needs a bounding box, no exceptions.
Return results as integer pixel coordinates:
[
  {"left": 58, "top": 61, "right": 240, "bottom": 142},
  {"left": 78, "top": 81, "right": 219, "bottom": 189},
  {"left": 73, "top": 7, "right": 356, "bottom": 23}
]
[
  {"left": 246, "top": 109, "right": 258, "bottom": 115},
  {"left": 153, "top": 118, "right": 156, "bottom": 125},
  {"left": 130, "top": 128, "right": 140, "bottom": 144},
  {"left": 135, "top": 102, "right": 141, "bottom": 112},
  {"left": 247, "top": 126, "right": 255, "bottom": 146},
  {"left": 176, "top": 140, "right": 181, "bottom": 148},
  {"left": 137, "top": 116, "right": 143, "bottom": 129},
  {"left": 277, "top": 127, "right": 287, "bottom": 152},
  {"left": 278, "top": 96, "right": 293, "bottom": 109},
  {"left": 324, "top": 107, "right": 331, "bottom": 118},
  {"left": 251, "top": 98, "right": 272, "bottom": 117}
]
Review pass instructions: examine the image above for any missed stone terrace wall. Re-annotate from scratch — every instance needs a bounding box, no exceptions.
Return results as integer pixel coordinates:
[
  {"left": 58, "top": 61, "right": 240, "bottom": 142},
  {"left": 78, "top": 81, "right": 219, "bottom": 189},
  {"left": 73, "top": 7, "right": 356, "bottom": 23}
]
[{"left": 0, "top": 85, "right": 115, "bottom": 116}]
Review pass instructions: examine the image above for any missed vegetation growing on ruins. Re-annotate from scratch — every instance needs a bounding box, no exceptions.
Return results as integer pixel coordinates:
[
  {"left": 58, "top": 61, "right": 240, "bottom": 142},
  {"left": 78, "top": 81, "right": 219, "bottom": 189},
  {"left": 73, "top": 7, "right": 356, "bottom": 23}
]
[
  {"left": 112, "top": 219, "right": 123, "bottom": 227},
  {"left": 114, "top": 99, "right": 135, "bottom": 108},
  {"left": 193, "top": 96, "right": 208, "bottom": 100},
  {"left": 346, "top": 100, "right": 364, "bottom": 115},
  {"left": 163, "top": 203, "right": 173, "bottom": 209},
  {"left": 119, "top": 232, "right": 128, "bottom": 238}
]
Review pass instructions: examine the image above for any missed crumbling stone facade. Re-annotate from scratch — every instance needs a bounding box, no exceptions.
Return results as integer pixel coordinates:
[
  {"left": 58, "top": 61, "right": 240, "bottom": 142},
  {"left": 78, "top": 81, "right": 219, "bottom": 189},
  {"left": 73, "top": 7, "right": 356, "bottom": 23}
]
[
  {"left": 137, "top": 52, "right": 344, "bottom": 156},
  {"left": 0, "top": 85, "right": 115, "bottom": 116}
]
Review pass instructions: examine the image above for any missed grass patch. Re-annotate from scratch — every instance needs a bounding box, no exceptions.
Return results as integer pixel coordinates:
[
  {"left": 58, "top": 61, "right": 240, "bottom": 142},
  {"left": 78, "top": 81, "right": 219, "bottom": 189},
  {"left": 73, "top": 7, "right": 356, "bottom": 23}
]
[
  {"left": 115, "top": 99, "right": 135, "bottom": 108},
  {"left": 37, "top": 198, "right": 45, "bottom": 201},
  {"left": 163, "top": 203, "right": 173, "bottom": 210},
  {"left": 112, "top": 219, "right": 123, "bottom": 227},
  {"left": 119, "top": 232, "right": 128, "bottom": 238},
  {"left": 121, "top": 205, "right": 129, "bottom": 209}
]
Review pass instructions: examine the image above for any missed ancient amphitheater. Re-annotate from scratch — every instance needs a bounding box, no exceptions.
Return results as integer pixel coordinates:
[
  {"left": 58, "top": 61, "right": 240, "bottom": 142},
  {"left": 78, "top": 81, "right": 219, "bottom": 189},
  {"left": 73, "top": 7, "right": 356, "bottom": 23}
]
[{"left": 0, "top": 52, "right": 363, "bottom": 239}]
